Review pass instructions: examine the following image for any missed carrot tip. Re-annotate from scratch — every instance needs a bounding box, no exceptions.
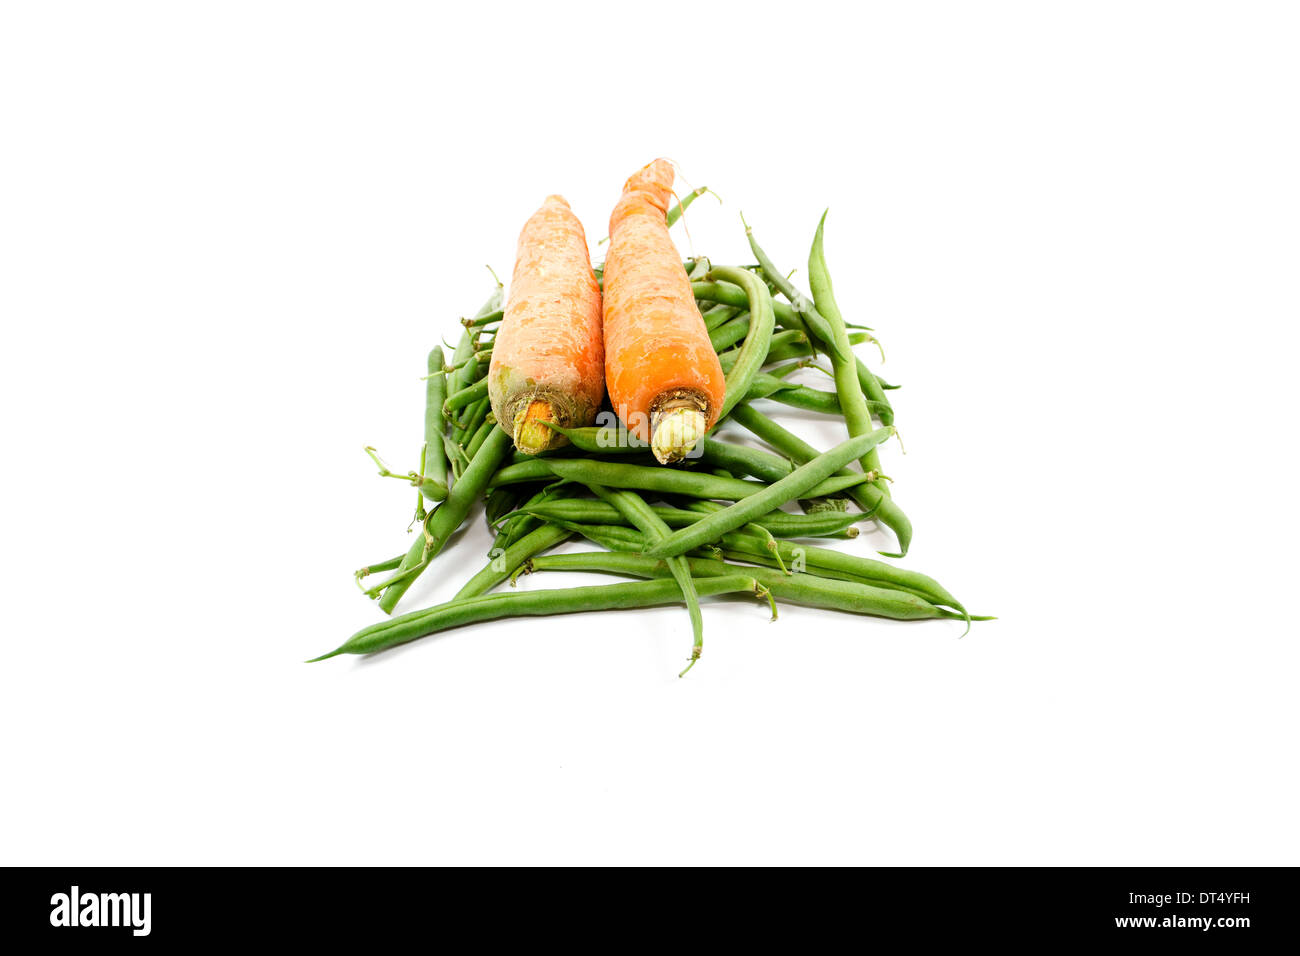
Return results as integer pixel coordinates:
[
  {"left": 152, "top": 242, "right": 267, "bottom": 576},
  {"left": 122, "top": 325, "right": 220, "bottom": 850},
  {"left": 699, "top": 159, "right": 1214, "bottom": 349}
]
[
  {"left": 650, "top": 406, "right": 706, "bottom": 465},
  {"left": 512, "top": 400, "right": 560, "bottom": 456}
]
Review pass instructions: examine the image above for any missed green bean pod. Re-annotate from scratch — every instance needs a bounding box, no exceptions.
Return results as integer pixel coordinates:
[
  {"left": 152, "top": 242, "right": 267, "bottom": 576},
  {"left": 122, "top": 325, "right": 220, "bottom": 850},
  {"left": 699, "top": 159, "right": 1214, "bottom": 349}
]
[
  {"left": 310, "top": 574, "right": 764, "bottom": 661},
  {"left": 588, "top": 484, "right": 705, "bottom": 673},
  {"left": 709, "top": 313, "right": 753, "bottom": 352},
  {"left": 523, "top": 552, "right": 965, "bottom": 624},
  {"left": 644, "top": 429, "right": 892, "bottom": 559},
  {"left": 743, "top": 219, "right": 847, "bottom": 363},
  {"left": 517, "top": 499, "right": 864, "bottom": 539},
  {"left": 709, "top": 530, "right": 966, "bottom": 616},
  {"left": 463, "top": 414, "right": 496, "bottom": 461},
  {"left": 807, "top": 212, "right": 898, "bottom": 491},
  {"left": 444, "top": 377, "right": 489, "bottom": 417},
  {"left": 454, "top": 523, "right": 571, "bottom": 601},
  {"left": 375, "top": 426, "right": 513, "bottom": 613},
  {"left": 493, "top": 456, "right": 872, "bottom": 502},
  {"left": 706, "top": 266, "right": 775, "bottom": 421},
  {"left": 701, "top": 303, "right": 742, "bottom": 332},
  {"left": 423, "top": 346, "right": 449, "bottom": 490},
  {"left": 693, "top": 280, "right": 799, "bottom": 327},
  {"left": 665, "top": 186, "right": 709, "bottom": 228},
  {"left": 729, "top": 403, "right": 911, "bottom": 558}
]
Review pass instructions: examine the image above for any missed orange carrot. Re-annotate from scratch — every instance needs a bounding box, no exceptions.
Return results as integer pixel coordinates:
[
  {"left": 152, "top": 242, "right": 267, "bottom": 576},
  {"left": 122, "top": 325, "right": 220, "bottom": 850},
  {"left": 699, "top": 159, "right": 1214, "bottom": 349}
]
[
  {"left": 602, "top": 160, "right": 726, "bottom": 463},
  {"left": 488, "top": 195, "right": 605, "bottom": 455}
]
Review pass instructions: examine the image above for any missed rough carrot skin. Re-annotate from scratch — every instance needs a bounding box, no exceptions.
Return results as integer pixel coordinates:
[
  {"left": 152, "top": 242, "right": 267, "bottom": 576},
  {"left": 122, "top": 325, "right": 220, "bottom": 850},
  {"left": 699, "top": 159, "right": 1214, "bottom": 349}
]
[
  {"left": 603, "top": 160, "right": 725, "bottom": 461},
  {"left": 488, "top": 195, "right": 604, "bottom": 455}
]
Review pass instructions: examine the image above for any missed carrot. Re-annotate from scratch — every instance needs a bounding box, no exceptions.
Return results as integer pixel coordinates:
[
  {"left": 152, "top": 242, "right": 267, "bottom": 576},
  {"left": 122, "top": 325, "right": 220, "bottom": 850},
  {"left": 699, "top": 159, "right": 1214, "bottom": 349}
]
[
  {"left": 488, "top": 195, "right": 605, "bottom": 455},
  {"left": 602, "top": 159, "right": 726, "bottom": 463}
]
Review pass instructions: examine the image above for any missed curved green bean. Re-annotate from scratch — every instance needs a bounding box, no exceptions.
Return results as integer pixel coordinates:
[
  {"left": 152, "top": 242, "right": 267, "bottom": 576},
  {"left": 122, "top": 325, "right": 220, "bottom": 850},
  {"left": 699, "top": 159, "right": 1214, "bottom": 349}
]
[
  {"left": 310, "top": 574, "right": 764, "bottom": 661},
  {"left": 808, "top": 212, "right": 898, "bottom": 486},
  {"left": 706, "top": 266, "right": 775, "bottom": 421},
  {"left": 693, "top": 280, "right": 799, "bottom": 327}
]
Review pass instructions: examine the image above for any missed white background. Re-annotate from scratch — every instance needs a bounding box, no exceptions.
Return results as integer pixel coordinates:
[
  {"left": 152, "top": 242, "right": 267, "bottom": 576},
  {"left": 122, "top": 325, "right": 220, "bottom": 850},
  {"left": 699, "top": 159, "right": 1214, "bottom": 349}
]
[{"left": 2, "top": 2, "right": 1297, "bottom": 865}]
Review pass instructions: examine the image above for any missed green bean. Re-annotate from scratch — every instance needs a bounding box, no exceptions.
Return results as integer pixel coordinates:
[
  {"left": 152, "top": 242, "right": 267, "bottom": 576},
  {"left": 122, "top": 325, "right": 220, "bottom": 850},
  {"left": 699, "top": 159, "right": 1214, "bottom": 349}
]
[
  {"left": 747, "top": 220, "right": 891, "bottom": 427},
  {"left": 705, "top": 266, "right": 774, "bottom": 421},
  {"left": 423, "top": 346, "right": 449, "bottom": 490},
  {"left": 489, "top": 453, "right": 657, "bottom": 487},
  {"left": 808, "top": 212, "right": 898, "bottom": 482},
  {"left": 753, "top": 382, "right": 841, "bottom": 415},
  {"left": 494, "top": 456, "right": 872, "bottom": 501},
  {"left": 444, "top": 376, "right": 488, "bottom": 417},
  {"left": 518, "top": 499, "right": 864, "bottom": 539},
  {"left": 485, "top": 486, "right": 522, "bottom": 530},
  {"left": 729, "top": 403, "right": 911, "bottom": 557},
  {"left": 644, "top": 429, "right": 892, "bottom": 559},
  {"left": 752, "top": 382, "right": 892, "bottom": 418},
  {"left": 309, "top": 574, "right": 765, "bottom": 661},
  {"left": 354, "top": 554, "right": 405, "bottom": 589},
  {"left": 545, "top": 422, "right": 647, "bottom": 455},
  {"left": 530, "top": 524, "right": 970, "bottom": 629},
  {"left": 462, "top": 309, "right": 504, "bottom": 329},
  {"left": 452, "top": 396, "right": 490, "bottom": 446},
  {"left": 693, "top": 280, "right": 799, "bottom": 327},
  {"left": 708, "top": 530, "right": 965, "bottom": 616},
  {"left": 523, "top": 552, "right": 967, "bottom": 624},
  {"left": 375, "top": 426, "right": 513, "bottom": 613},
  {"left": 697, "top": 437, "right": 794, "bottom": 484},
  {"left": 464, "top": 414, "right": 496, "bottom": 461},
  {"left": 446, "top": 328, "right": 475, "bottom": 396},
  {"left": 679, "top": 500, "right": 789, "bottom": 573},
  {"left": 854, "top": 357, "right": 893, "bottom": 426},
  {"left": 588, "top": 484, "right": 705, "bottom": 674},
  {"left": 666, "top": 186, "right": 710, "bottom": 228},
  {"left": 876, "top": 375, "right": 900, "bottom": 390},
  {"left": 709, "top": 312, "right": 753, "bottom": 352},
  {"left": 742, "top": 366, "right": 807, "bottom": 404},
  {"left": 447, "top": 285, "right": 503, "bottom": 393},
  {"left": 701, "top": 303, "right": 742, "bottom": 332},
  {"left": 447, "top": 347, "right": 494, "bottom": 371},
  {"left": 454, "top": 523, "right": 571, "bottom": 601},
  {"left": 763, "top": 331, "right": 871, "bottom": 366},
  {"left": 445, "top": 433, "right": 468, "bottom": 480},
  {"left": 742, "top": 216, "right": 846, "bottom": 362},
  {"left": 501, "top": 481, "right": 574, "bottom": 549}
]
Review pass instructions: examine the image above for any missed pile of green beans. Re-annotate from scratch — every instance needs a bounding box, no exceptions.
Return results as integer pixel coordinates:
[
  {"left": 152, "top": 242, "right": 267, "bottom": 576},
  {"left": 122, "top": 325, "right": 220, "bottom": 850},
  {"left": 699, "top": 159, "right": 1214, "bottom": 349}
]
[{"left": 326, "top": 202, "right": 984, "bottom": 670}]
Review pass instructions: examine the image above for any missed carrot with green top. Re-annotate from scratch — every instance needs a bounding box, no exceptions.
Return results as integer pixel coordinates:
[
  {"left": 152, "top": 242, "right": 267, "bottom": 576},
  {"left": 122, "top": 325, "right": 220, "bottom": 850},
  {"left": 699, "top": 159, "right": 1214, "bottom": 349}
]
[
  {"left": 488, "top": 196, "right": 605, "bottom": 455},
  {"left": 602, "top": 159, "right": 726, "bottom": 464}
]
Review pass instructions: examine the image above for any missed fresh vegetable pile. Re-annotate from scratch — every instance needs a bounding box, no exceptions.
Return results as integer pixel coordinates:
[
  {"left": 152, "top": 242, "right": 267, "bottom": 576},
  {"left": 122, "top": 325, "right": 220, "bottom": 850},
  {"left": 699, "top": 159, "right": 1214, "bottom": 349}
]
[{"left": 313, "top": 160, "right": 987, "bottom": 672}]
